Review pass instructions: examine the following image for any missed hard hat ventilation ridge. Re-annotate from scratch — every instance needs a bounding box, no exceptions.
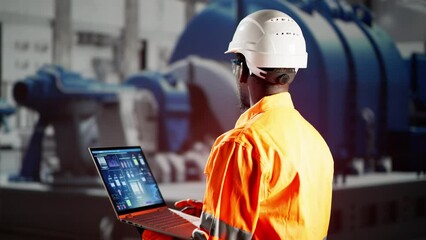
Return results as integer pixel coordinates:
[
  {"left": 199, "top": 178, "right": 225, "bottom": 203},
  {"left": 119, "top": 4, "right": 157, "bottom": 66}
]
[
  {"left": 268, "top": 17, "right": 294, "bottom": 22},
  {"left": 275, "top": 32, "right": 300, "bottom": 36}
]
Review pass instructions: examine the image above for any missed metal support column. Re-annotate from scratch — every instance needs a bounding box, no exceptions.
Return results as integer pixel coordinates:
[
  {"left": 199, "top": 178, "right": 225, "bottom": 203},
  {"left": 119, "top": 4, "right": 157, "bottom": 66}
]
[
  {"left": 185, "top": 0, "right": 196, "bottom": 24},
  {"left": 53, "top": 0, "right": 72, "bottom": 69},
  {"left": 121, "top": 0, "right": 140, "bottom": 81}
]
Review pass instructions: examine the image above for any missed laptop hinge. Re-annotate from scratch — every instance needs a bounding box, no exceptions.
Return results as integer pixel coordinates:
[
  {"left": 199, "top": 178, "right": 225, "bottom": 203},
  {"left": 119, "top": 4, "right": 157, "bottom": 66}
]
[{"left": 121, "top": 207, "right": 167, "bottom": 220}]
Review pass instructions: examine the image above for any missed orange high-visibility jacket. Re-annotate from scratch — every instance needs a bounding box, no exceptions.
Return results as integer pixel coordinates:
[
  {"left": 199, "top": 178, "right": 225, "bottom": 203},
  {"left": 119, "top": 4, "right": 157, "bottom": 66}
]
[{"left": 195, "top": 92, "right": 334, "bottom": 240}]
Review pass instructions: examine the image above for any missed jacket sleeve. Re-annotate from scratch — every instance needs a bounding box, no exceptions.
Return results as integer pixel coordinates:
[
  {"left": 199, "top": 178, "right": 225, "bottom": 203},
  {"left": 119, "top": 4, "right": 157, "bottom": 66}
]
[{"left": 194, "top": 140, "right": 266, "bottom": 240}]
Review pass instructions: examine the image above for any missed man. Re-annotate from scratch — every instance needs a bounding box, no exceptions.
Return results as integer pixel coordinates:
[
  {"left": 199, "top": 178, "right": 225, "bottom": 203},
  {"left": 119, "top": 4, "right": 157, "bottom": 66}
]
[{"left": 143, "top": 9, "right": 334, "bottom": 240}]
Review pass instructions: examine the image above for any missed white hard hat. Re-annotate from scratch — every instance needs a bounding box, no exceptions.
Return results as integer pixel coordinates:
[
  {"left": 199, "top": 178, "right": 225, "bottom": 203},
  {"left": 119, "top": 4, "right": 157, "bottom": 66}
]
[{"left": 225, "top": 9, "right": 308, "bottom": 79}]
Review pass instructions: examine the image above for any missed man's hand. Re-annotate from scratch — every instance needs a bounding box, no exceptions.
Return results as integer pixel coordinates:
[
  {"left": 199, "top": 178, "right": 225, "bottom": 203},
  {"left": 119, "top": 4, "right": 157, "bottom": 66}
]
[
  {"left": 175, "top": 199, "right": 203, "bottom": 217},
  {"left": 141, "top": 199, "right": 203, "bottom": 240}
]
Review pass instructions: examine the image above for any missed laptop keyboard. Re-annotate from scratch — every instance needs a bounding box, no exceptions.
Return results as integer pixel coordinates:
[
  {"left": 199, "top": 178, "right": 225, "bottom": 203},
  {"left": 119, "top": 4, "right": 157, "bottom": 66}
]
[{"left": 133, "top": 209, "right": 192, "bottom": 230}]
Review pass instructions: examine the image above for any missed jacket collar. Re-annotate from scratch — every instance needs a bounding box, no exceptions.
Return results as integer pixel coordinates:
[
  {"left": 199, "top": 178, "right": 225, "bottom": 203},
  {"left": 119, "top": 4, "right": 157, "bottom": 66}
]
[{"left": 235, "top": 92, "right": 294, "bottom": 128}]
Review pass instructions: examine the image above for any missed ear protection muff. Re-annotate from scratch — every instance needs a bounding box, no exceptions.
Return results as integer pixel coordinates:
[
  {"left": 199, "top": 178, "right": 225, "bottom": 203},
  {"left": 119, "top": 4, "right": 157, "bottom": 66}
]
[
  {"left": 275, "top": 73, "right": 290, "bottom": 84},
  {"left": 260, "top": 68, "right": 296, "bottom": 85}
]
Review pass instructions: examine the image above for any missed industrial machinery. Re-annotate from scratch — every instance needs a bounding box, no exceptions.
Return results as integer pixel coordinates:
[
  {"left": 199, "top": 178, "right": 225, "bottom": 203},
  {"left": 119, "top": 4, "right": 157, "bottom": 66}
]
[
  {"left": 0, "top": 98, "right": 16, "bottom": 151},
  {"left": 9, "top": 64, "right": 211, "bottom": 184},
  {"left": 0, "top": 98, "right": 15, "bottom": 133},
  {"left": 1, "top": 1, "right": 425, "bottom": 239},
  {"left": 169, "top": 0, "right": 426, "bottom": 176},
  {"left": 125, "top": 70, "right": 212, "bottom": 182},
  {"left": 410, "top": 53, "right": 426, "bottom": 126},
  {"left": 125, "top": 71, "right": 191, "bottom": 152},
  {"left": 166, "top": 56, "right": 240, "bottom": 139},
  {"left": 9, "top": 65, "right": 130, "bottom": 182},
  {"left": 4, "top": 0, "right": 424, "bottom": 199},
  {"left": 13, "top": 0, "right": 424, "bottom": 183}
]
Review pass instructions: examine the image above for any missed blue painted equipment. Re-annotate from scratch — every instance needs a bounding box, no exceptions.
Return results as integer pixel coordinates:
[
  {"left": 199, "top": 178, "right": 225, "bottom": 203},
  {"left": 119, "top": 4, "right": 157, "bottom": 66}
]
[
  {"left": 410, "top": 53, "right": 426, "bottom": 118},
  {"left": 169, "top": 0, "right": 419, "bottom": 173},
  {"left": 125, "top": 71, "right": 191, "bottom": 152},
  {"left": 389, "top": 53, "right": 426, "bottom": 174},
  {"left": 11, "top": 65, "right": 120, "bottom": 182},
  {"left": 0, "top": 99, "right": 15, "bottom": 133},
  {"left": 166, "top": 56, "right": 239, "bottom": 138}
]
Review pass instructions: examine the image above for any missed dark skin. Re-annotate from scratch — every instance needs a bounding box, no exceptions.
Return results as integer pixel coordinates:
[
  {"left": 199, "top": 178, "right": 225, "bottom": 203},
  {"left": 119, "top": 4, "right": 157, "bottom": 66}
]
[
  {"left": 247, "top": 74, "right": 290, "bottom": 105},
  {"left": 234, "top": 53, "right": 295, "bottom": 110},
  {"left": 238, "top": 67, "right": 294, "bottom": 110}
]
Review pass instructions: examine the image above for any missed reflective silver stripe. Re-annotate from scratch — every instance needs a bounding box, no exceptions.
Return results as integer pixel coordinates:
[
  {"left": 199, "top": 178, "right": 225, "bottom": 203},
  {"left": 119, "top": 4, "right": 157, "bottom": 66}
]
[{"left": 199, "top": 211, "right": 253, "bottom": 240}]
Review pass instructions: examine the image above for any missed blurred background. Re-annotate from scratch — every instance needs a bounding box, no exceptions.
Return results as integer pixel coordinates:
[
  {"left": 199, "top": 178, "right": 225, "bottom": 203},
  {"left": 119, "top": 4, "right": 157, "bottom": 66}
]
[{"left": 0, "top": 0, "right": 425, "bottom": 239}]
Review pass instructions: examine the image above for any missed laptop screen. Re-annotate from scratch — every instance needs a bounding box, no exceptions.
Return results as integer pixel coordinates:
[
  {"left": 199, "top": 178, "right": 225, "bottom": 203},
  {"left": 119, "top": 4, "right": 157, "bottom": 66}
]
[{"left": 90, "top": 146, "right": 166, "bottom": 215}]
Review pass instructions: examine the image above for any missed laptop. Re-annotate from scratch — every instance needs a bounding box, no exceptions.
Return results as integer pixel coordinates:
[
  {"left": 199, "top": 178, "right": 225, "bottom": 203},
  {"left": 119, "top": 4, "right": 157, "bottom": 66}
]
[{"left": 89, "top": 146, "right": 199, "bottom": 239}]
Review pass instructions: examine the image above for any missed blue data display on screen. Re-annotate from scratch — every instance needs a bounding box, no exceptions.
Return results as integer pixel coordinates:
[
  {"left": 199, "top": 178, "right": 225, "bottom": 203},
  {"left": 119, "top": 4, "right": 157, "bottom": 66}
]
[{"left": 92, "top": 148, "right": 163, "bottom": 211}]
